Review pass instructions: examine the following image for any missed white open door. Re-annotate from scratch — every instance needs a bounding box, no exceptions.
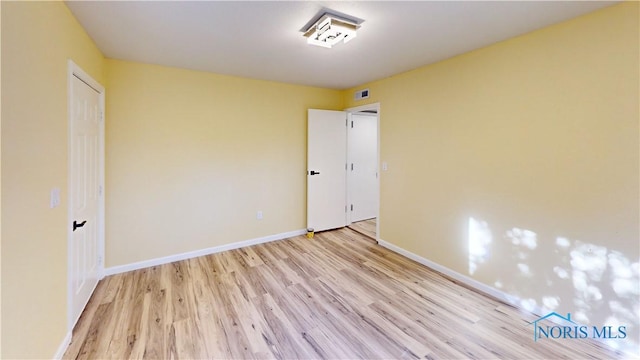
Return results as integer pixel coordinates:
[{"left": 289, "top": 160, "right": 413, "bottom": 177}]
[
  {"left": 68, "top": 61, "right": 104, "bottom": 331},
  {"left": 348, "top": 113, "right": 378, "bottom": 222},
  {"left": 307, "top": 109, "right": 347, "bottom": 232}
]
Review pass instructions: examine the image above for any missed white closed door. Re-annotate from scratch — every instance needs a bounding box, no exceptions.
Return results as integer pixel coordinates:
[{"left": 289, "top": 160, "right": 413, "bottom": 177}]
[
  {"left": 348, "top": 114, "right": 378, "bottom": 222},
  {"left": 307, "top": 109, "right": 347, "bottom": 232},
  {"left": 69, "top": 74, "right": 101, "bottom": 327}
]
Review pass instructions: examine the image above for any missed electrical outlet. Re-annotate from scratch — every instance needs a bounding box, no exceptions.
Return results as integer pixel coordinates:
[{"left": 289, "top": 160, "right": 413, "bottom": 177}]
[{"left": 257, "top": 211, "right": 263, "bottom": 220}]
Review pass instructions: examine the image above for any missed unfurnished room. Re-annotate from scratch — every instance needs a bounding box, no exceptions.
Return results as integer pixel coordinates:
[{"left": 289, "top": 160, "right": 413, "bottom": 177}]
[{"left": 1, "top": 1, "right": 639, "bottom": 359}]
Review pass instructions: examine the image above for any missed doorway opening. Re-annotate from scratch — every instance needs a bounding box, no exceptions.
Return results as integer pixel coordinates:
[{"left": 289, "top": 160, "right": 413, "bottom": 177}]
[
  {"left": 305, "top": 103, "right": 380, "bottom": 240},
  {"left": 346, "top": 104, "right": 380, "bottom": 241}
]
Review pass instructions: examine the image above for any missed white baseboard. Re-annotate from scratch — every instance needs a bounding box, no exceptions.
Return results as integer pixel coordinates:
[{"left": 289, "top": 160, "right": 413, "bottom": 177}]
[
  {"left": 377, "top": 238, "right": 519, "bottom": 307},
  {"left": 377, "top": 238, "right": 639, "bottom": 358},
  {"left": 53, "top": 331, "right": 72, "bottom": 359},
  {"left": 104, "top": 229, "right": 307, "bottom": 276}
]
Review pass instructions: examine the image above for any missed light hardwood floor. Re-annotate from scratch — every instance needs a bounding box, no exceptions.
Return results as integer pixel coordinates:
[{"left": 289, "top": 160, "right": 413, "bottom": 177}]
[
  {"left": 64, "top": 228, "right": 623, "bottom": 359},
  {"left": 348, "top": 218, "right": 376, "bottom": 240}
]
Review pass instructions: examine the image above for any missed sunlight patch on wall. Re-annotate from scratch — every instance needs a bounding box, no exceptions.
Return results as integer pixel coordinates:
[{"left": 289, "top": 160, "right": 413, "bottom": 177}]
[
  {"left": 609, "top": 301, "right": 636, "bottom": 323},
  {"left": 468, "top": 217, "right": 492, "bottom": 275},
  {"left": 553, "top": 266, "right": 570, "bottom": 279},
  {"left": 570, "top": 241, "right": 607, "bottom": 305},
  {"left": 542, "top": 296, "right": 560, "bottom": 311},
  {"left": 517, "top": 263, "right": 532, "bottom": 277},
  {"left": 571, "top": 241, "right": 607, "bottom": 281},
  {"left": 466, "top": 219, "right": 639, "bottom": 354},
  {"left": 521, "top": 298, "right": 537, "bottom": 312},
  {"left": 574, "top": 310, "right": 590, "bottom": 324},
  {"left": 572, "top": 270, "right": 603, "bottom": 301},
  {"left": 556, "top": 237, "right": 571, "bottom": 248},
  {"left": 506, "top": 227, "right": 538, "bottom": 278},
  {"left": 608, "top": 251, "right": 640, "bottom": 298},
  {"left": 507, "top": 228, "right": 537, "bottom": 250}
]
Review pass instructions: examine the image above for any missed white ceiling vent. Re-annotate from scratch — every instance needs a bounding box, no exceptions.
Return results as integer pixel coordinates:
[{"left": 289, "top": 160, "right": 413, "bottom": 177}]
[{"left": 354, "top": 89, "right": 370, "bottom": 101}]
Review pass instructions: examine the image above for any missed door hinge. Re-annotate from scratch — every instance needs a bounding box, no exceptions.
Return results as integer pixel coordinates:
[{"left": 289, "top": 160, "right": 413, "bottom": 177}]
[
  {"left": 99, "top": 111, "right": 104, "bottom": 122},
  {"left": 98, "top": 185, "right": 103, "bottom": 196},
  {"left": 345, "top": 205, "right": 347, "bottom": 213},
  {"left": 351, "top": 204, "right": 354, "bottom": 211},
  {"left": 351, "top": 163, "right": 354, "bottom": 171},
  {"left": 351, "top": 121, "right": 354, "bottom": 128},
  {"left": 98, "top": 256, "right": 103, "bottom": 265},
  {"left": 345, "top": 118, "right": 348, "bottom": 126}
]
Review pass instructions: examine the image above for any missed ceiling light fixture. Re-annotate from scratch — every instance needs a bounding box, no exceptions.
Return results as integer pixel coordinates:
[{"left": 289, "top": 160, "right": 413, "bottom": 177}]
[{"left": 302, "top": 11, "right": 362, "bottom": 49}]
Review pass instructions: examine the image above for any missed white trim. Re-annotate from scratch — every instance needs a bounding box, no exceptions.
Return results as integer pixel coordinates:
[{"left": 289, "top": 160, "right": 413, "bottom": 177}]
[
  {"left": 53, "top": 331, "right": 72, "bottom": 359},
  {"left": 377, "top": 238, "right": 639, "bottom": 358},
  {"left": 67, "top": 60, "right": 106, "bottom": 333},
  {"left": 345, "top": 102, "right": 381, "bottom": 242},
  {"left": 68, "top": 61, "right": 104, "bottom": 93},
  {"left": 345, "top": 112, "right": 353, "bottom": 225},
  {"left": 345, "top": 102, "right": 380, "bottom": 114},
  {"left": 104, "top": 229, "right": 307, "bottom": 276}
]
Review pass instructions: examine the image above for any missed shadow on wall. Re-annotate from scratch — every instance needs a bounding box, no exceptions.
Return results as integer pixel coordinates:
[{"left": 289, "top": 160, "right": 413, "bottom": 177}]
[{"left": 468, "top": 217, "right": 639, "bottom": 355}]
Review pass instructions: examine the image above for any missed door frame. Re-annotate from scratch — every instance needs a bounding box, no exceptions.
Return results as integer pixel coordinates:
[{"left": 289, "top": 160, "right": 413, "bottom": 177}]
[
  {"left": 67, "top": 60, "right": 106, "bottom": 331},
  {"left": 345, "top": 102, "right": 380, "bottom": 240}
]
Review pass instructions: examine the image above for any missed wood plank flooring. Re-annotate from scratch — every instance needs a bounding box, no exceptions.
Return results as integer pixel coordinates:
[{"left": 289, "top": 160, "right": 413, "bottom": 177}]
[
  {"left": 348, "top": 218, "right": 376, "bottom": 240},
  {"left": 63, "top": 228, "right": 623, "bottom": 359}
]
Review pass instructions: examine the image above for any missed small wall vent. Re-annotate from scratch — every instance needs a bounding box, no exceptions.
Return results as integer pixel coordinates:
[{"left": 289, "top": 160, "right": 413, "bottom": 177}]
[{"left": 354, "top": 88, "right": 369, "bottom": 101}]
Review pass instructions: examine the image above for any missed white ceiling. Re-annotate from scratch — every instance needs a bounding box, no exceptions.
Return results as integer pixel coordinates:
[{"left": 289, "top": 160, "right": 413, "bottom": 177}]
[{"left": 66, "top": 1, "right": 615, "bottom": 90}]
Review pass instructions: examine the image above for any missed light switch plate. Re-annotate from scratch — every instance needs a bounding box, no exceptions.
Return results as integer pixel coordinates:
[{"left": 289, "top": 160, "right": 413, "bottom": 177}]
[
  {"left": 382, "top": 162, "right": 388, "bottom": 171},
  {"left": 50, "top": 188, "right": 61, "bottom": 208}
]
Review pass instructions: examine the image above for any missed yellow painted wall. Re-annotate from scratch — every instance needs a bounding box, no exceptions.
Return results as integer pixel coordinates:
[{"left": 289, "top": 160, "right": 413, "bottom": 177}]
[
  {"left": 1, "top": 2, "right": 104, "bottom": 358},
  {"left": 1, "top": 0, "right": 637, "bottom": 357},
  {"left": 344, "top": 2, "right": 639, "bottom": 353},
  {"left": 105, "top": 59, "right": 342, "bottom": 267},
  {"left": 0, "top": 3, "right": 3, "bottom": 357}
]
